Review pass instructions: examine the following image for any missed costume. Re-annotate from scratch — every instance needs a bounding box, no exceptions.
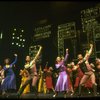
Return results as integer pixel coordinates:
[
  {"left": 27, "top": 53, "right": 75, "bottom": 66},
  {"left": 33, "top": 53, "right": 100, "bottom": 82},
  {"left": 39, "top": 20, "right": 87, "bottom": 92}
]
[
  {"left": 45, "top": 67, "right": 54, "bottom": 92},
  {"left": 17, "top": 63, "right": 38, "bottom": 96},
  {"left": 19, "top": 69, "right": 30, "bottom": 94},
  {"left": 78, "top": 60, "right": 97, "bottom": 96},
  {"left": 1, "top": 56, "right": 17, "bottom": 92},
  {"left": 55, "top": 53, "right": 69, "bottom": 92},
  {"left": 66, "top": 68, "right": 73, "bottom": 93}
]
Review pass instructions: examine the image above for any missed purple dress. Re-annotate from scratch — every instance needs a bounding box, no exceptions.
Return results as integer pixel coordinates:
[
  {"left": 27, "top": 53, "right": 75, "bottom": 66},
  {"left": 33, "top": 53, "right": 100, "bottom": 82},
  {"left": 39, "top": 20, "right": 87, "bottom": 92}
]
[
  {"left": 55, "top": 53, "right": 68, "bottom": 92},
  {"left": 1, "top": 56, "right": 17, "bottom": 92}
]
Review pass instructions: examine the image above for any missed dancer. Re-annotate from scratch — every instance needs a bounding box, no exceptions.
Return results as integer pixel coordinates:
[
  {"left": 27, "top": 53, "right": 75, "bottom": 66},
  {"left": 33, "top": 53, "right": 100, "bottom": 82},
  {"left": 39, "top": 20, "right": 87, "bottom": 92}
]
[
  {"left": 0, "top": 65, "right": 4, "bottom": 94},
  {"left": 1, "top": 54, "right": 17, "bottom": 95},
  {"left": 71, "top": 61, "right": 92, "bottom": 95},
  {"left": 17, "top": 45, "right": 42, "bottom": 97},
  {"left": 38, "top": 66, "right": 44, "bottom": 93},
  {"left": 95, "top": 58, "right": 100, "bottom": 94},
  {"left": 0, "top": 65, "right": 4, "bottom": 84},
  {"left": 19, "top": 69, "right": 30, "bottom": 94},
  {"left": 44, "top": 67, "right": 55, "bottom": 93},
  {"left": 66, "top": 65, "right": 74, "bottom": 95},
  {"left": 78, "top": 44, "right": 97, "bottom": 96},
  {"left": 53, "top": 49, "right": 69, "bottom": 98}
]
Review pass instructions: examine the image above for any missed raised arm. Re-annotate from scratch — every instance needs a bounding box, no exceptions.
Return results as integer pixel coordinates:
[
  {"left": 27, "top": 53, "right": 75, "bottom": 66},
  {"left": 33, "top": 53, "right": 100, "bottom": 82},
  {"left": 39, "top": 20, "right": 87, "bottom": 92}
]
[
  {"left": 55, "top": 49, "right": 69, "bottom": 68},
  {"left": 84, "top": 44, "right": 93, "bottom": 61},
  {"left": 30, "top": 45, "right": 42, "bottom": 66},
  {"left": 10, "top": 54, "right": 17, "bottom": 66},
  {"left": 63, "top": 49, "right": 69, "bottom": 64}
]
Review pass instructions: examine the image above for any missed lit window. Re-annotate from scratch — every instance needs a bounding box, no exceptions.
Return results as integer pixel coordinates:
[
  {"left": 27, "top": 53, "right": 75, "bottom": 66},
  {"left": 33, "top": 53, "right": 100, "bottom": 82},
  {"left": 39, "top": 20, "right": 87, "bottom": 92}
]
[{"left": 19, "top": 44, "right": 21, "bottom": 47}]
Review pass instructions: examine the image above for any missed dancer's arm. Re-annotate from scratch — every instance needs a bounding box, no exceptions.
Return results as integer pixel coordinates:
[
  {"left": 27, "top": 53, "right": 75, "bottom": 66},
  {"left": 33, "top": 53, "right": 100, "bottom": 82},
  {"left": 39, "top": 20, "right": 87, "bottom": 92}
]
[
  {"left": 72, "top": 65, "right": 79, "bottom": 71},
  {"left": 84, "top": 44, "right": 93, "bottom": 61},
  {"left": 10, "top": 54, "right": 18, "bottom": 66},
  {"left": 55, "top": 49, "right": 69, "bottom": 68},
  {"left": 1, "top": 69, "right": 5, "bottom": 79},
  {"left": 63, "top": 49, "right": 69, "bottom": 64},
  {"left": 55, "top": 63, "right": 61, "bottom": 69},
  {"left": 30, "top": 45, "right": 42, "bottom": 66}
]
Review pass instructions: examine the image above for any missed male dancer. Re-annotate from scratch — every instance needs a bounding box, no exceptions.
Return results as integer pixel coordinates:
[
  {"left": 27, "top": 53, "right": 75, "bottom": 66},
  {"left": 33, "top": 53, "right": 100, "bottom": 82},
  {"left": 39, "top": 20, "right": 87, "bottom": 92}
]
[
  {"left": 78, "top": 44, "right": 97, "bottom": 96},
  {"left": 17, "top": 45, "right": 42, "bottom": 97}
]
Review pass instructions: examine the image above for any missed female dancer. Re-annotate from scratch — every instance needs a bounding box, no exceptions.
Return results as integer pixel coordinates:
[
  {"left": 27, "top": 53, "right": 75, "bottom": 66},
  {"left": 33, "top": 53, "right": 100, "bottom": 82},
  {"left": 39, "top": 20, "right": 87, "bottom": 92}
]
[
  {"left": 45, "top": 67, "right": 55, "bottom": 93},
  {"left": 17, "top": 45, "right": 42, "bottom": 97},
  {"left": 95, "top": 58, "right": 100, "bottom": 94},
  {"left": 53, "top": 49, "right": 69, "bottom": 98},
  {"left": 66, "top": 65, "right": 74, "bottom": 95},
  {"left": 38, "top": 66, "right": 44, "bottom": 93},
  {"left": 1, "top": 54, "right": 17, "bottom": 95},
  {"left": 19, "top": 69, "right": 30, "bottom": 94},
  {"left": 0, "top": 65, "right": 4, "bottom": 94},
  {"left": 71, "top": 61, "right": 84, "bottom": 95}
]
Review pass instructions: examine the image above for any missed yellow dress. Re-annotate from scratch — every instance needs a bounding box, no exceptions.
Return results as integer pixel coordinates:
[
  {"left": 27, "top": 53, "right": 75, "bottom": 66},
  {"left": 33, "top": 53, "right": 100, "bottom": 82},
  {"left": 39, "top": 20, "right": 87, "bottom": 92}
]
[
  {"left": 38, "top": 73, "right": 43, "bottom": 93},
  {"left": 38, "top": 66, "right": 47, "bottom": 94},
  {"left": 19, "top": 76, "right": 30, "bottom": 94},
  {"left": 43, "top": 79, "right": 47, "bottom": 94},
  {"left": 19, "top": 70, "right": 30, "bottom": 94},
  {"left": 38, "top": 66, "right": 43, "bottom": 93}
]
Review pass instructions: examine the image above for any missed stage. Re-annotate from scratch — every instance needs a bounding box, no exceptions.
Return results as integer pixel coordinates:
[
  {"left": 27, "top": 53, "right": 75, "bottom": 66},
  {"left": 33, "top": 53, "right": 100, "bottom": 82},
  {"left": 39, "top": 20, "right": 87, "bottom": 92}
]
[{"left": 0, "top": 92, "right": 100, "bottom": 99}]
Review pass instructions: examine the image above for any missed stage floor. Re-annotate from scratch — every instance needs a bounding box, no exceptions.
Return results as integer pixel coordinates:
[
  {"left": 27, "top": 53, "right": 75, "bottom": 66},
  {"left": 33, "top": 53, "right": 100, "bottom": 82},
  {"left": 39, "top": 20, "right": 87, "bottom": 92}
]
[{"left": 0, "top": 93, "right": 100, "bottom": 99}]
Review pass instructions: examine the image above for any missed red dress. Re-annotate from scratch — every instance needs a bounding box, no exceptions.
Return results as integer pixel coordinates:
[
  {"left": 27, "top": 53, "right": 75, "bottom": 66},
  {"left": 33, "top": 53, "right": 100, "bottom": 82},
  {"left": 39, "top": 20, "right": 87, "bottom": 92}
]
[
  {"left": 67, "top": 68, "right": 73, "bottom": 91},
  {"left": 45, "top": 69, "right": 53, "bottom": 89},
  {"left": 74, "top": 67, "right": 84, "bottom": 88},
  {"left": 74, "top": 67, "right": 92, "bottom": 88},
  {"left": 85, "top": 79, "right": 93, "bottom": 88}
]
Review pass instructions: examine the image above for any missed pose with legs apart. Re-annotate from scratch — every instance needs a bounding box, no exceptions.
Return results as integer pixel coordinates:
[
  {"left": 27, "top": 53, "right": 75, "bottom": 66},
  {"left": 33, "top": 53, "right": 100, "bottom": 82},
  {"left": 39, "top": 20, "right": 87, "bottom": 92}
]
[
  {"left": 78, "top": 44, "right": 97, "bottom": 96},
  {"left": 17, "top": 45, "right": 42, "bottom": 97}
]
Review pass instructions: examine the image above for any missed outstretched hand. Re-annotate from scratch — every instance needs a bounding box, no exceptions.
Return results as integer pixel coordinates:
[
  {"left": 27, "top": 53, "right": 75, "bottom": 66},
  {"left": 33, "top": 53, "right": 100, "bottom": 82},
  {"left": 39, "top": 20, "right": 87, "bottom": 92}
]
[
  {"left": 90, "top": 44, "right": 93, "bottom": 47},
  {"left": 66, "top": 48, "right": 68, "bottom": 54},
  {"left": 14, "top": 54, "right": 17, "bottom": 56},
  {"left": 37, "top": 45, "right": 42, "bottom": 48}
]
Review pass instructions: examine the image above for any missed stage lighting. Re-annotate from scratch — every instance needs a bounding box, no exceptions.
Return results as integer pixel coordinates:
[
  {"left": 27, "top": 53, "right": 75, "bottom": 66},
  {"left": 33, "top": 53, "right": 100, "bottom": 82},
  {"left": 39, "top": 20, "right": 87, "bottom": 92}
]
[
  {"left": 12, "top": 42, "right": 14, "bottom": 45},
  {"left": 12, "top": 33, "right": 15, "bottom": 35},
  {"left": 17, "top": 37, "right": 19, "bottom": 39},
  {"left": 23, "top": 39, "right": 25, "bottom": 42},
  {"left": 22, "top": 45, "right": 24, "bottom": 47},
  {"left": 19, "top": 44, "right": 21, "bottom": 47},
  {"left": 20, "top": 39, "right": 22, "bottom": 41},
  {"left": 20, "top": 35, "right": 22, "bottom": 37},
  {"left": 11, "top": 27, "right": 25, "bottom": 48},
  {"left": 21, "top": 30, "right": 24, "bottom": 32},
  {"left": 16, "top": 43, "right": 18, "bottom": 45},
  {"left": 0, "top": 32, "right": 3, "bottom": 39},
  {"left": 14, "top": 28, "right": 16, "bottom": 31}
]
